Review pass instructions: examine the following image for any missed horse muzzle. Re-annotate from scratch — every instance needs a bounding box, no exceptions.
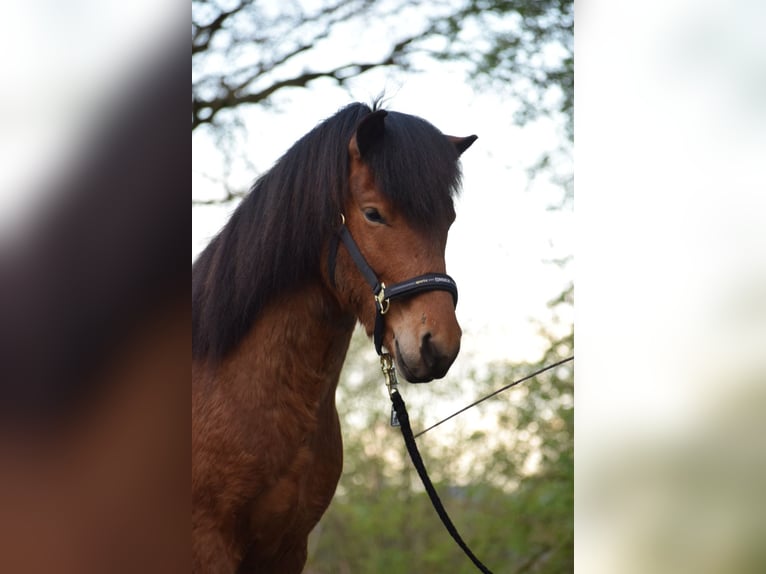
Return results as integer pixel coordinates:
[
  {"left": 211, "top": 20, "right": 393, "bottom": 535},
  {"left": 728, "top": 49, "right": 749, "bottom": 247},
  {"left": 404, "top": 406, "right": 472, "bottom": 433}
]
[{"left": 392, "top": 321, "right": 461, "bottom": 383}]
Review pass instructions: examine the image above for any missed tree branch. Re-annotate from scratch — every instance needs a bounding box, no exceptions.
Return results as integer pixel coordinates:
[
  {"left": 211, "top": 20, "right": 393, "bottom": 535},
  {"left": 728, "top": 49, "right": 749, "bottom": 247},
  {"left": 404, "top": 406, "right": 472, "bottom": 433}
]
[
  {"left": 192, "top": 1, "right": 250, "bottom": 56},
  {"left": 192, "top": 43, "right": 411, "bottom": 130}
]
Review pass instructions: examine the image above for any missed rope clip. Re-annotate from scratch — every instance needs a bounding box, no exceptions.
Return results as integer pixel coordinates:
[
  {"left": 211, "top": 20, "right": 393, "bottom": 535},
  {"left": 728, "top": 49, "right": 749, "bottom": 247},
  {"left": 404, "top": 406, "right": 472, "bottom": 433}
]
[{"left": 380, "top": 353, "right": 401, "bottom": 427}]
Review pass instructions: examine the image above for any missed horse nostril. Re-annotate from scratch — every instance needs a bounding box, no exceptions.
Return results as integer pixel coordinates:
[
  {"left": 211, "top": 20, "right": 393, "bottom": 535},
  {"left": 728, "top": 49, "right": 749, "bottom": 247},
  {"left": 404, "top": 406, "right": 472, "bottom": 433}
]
[
  {"left": 419, "top": 331, "right": 457, "bottom": 380},
  {"left": 420, "top": 332, "right": 436, "bottom": 366}
]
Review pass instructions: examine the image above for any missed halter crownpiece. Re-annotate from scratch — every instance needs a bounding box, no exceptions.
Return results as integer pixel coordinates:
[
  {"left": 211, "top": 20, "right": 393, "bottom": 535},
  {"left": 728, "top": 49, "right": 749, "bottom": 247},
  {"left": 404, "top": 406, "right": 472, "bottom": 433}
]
[{"left": 327, "top": 216, "right": 458, "bottom": 355}]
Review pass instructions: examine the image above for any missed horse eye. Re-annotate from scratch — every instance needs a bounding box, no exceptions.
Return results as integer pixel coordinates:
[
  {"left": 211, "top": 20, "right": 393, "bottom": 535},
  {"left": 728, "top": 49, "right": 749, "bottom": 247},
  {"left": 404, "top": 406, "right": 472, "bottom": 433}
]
[{"left": 363, "top": 208, "right": 385, "bottom": 224}]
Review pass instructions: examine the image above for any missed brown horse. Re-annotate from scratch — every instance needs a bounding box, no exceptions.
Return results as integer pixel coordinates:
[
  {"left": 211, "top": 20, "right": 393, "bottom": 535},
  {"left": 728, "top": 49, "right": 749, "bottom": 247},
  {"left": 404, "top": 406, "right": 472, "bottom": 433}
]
[{"left": 192, "top": 103, "right": 476, "bottom": 573}]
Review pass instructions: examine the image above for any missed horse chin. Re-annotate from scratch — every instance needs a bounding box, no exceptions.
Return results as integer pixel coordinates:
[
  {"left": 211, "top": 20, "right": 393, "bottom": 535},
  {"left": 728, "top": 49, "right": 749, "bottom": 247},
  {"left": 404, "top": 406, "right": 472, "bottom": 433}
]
[{"left": 396, "top": 361, "right": 435, "bottom": 384}]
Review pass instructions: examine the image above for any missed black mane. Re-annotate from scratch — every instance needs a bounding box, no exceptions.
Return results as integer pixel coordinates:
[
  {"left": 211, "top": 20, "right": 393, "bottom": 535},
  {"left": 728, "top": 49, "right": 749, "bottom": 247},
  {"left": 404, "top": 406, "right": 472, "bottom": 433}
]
[{"left": 192, "top": 102, "right": 463, "bottom": 361}]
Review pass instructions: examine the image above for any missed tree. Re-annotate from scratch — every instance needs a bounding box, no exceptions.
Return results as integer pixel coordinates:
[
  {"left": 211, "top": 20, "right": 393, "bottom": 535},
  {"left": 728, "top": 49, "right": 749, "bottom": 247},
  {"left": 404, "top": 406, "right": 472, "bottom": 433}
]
[
  {"left": 193, "top": 0, "right": 433, "bottom": 132},
  {"left": 192, "top": 0, "right": 572, "bottom": 209},
  {"left": 192, "top": 0, "right": 572, "bottom": 141},
  {"left": 425, "top": 0, "right": 574, "bottom": 206}
]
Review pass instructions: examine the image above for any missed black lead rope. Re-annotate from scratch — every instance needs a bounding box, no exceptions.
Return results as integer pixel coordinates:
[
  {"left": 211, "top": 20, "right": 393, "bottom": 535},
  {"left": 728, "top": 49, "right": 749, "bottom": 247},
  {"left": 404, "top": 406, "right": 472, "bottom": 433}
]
[
  {"left": 390, "top": 390, "right": 494, "bottom": 574},
  {"left": 330, "top": 219, "right": 491, "bottom": 572}
]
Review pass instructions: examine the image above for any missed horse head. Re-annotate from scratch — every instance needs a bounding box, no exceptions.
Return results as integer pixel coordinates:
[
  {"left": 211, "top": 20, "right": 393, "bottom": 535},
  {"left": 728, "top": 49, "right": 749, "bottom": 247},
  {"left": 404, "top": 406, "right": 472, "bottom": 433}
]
[{"left": 330, "top": 109, "right": 476, "bottom": 383}]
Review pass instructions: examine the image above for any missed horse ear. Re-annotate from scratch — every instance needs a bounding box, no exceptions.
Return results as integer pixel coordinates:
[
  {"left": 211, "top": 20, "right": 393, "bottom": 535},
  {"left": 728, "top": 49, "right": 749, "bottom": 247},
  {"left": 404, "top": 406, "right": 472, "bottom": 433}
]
[
  {"left": 350, "top": 109, "right": 388, "bottom": 159},
  {"left": 447, "top": 135, "right": 478, "bottom": 156}
]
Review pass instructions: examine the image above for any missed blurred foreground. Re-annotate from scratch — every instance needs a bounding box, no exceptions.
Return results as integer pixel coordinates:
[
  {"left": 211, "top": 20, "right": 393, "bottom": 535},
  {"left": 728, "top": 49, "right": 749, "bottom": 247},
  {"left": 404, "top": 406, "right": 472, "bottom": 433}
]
[
  {"left": 577, "top": 1, "right": 766, "bottom": 573},
  {"left": 0, "top": 8, "right": 187, "bottom": 572}
]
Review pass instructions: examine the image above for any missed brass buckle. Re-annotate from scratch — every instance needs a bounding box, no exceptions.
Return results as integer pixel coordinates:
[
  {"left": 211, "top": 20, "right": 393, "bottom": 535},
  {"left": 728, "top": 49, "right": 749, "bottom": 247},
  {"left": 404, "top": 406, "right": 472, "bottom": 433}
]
[{"left": 375, "top": 282, "right": 390, "bottom": 315}]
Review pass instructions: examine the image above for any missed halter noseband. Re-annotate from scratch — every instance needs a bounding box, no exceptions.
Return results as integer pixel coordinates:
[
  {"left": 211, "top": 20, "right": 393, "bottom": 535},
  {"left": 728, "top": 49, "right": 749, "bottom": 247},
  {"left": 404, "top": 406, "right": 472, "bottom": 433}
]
[{"left": 327, "top": 215, "right": 458, "bottom": 355}]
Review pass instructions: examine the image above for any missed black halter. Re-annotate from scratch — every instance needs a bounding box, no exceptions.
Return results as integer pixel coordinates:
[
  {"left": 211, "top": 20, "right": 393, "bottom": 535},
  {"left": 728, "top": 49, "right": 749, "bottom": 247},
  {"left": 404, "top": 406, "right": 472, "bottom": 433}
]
[{"left": 328, "top": 217, "right": 458, "bottom": 355}]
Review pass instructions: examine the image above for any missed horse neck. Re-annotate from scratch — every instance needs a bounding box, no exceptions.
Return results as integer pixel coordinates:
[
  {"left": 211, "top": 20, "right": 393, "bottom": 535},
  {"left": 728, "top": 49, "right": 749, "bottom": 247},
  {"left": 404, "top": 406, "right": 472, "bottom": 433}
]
[{"left": 195, "top": 280, "right": 356, "bottom": 419}]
